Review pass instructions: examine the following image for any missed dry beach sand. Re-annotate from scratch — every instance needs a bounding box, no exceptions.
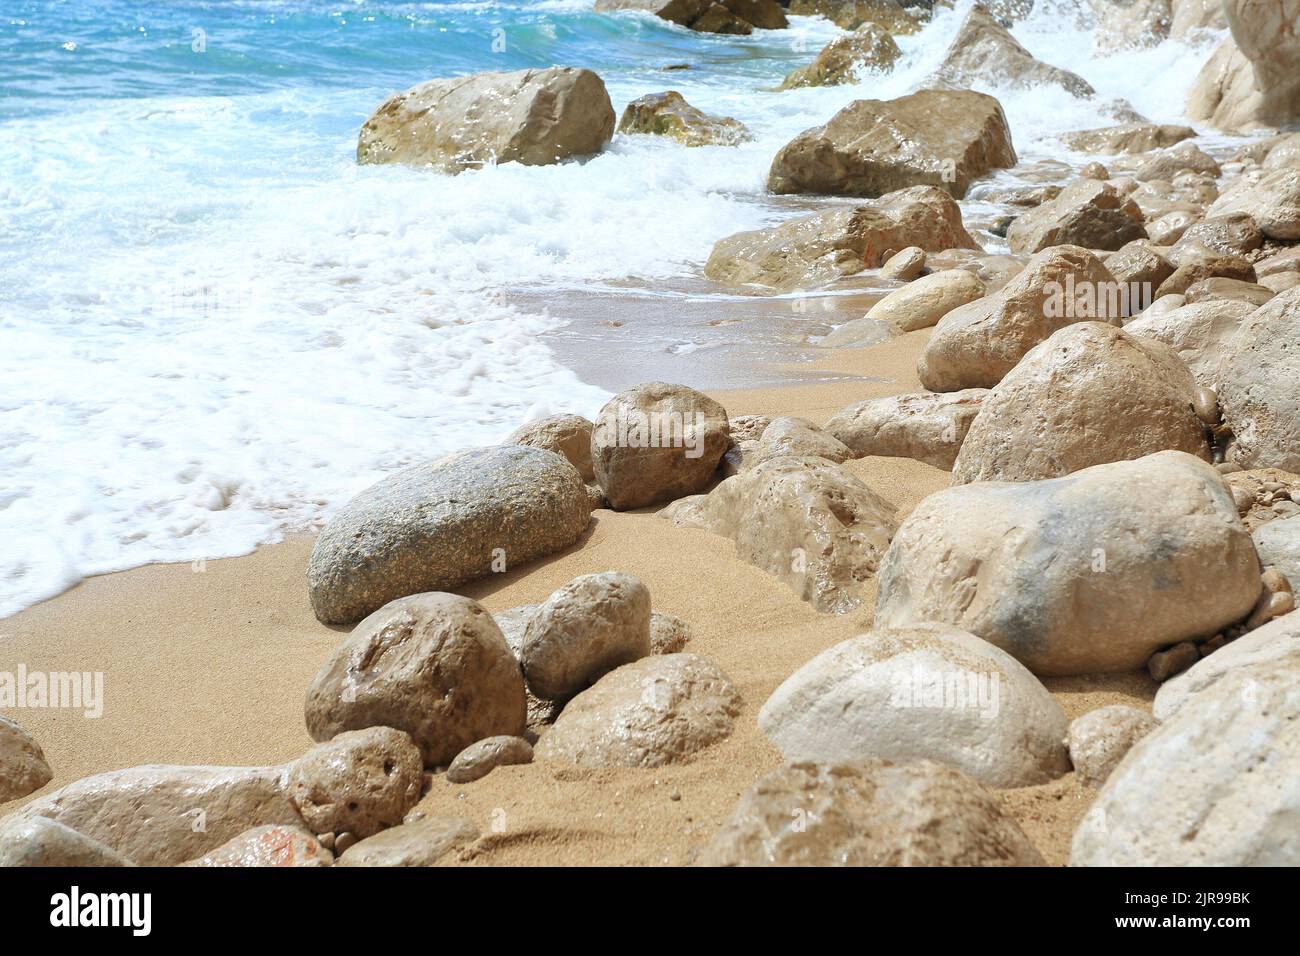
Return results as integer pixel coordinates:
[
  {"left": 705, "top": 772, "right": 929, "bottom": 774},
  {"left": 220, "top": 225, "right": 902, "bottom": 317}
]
[{"left": 0, "top": 326, "right": 1157, "bottom": 866}]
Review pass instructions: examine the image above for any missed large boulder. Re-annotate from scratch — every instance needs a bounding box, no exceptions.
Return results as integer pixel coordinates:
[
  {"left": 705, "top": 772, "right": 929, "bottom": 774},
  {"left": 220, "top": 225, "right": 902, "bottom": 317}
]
[
  {"left": 6, "top": 765, "right": 304, "bottom": 866},
  {"left": 864, "top": 269, "right": 987, "bottom": 332},
  {"left": 951, "top": 323, "right": 1211, "bottom": 483},
  {"left": 0, "top": 817, "right": 135, "bottom": 868},
  {"left": 758, "top": 624, "right": 1070, "bottom": 788},
  {"left": 780, "top": 24, "right": 901, "bottom": 89},
  {"left": 1254, "top": 516, "right": 1300, "bottom": 592},
  {"left": 305, "top": 593, "right": 526, "bottom": 765},
  {"left": 1218, "top": 287, "right": 1300, "bottom": 470},
  {"left": 1123, "top": 299, "right": 1255, "bottom": 388},
  {"left": 0, "top": 714, "right": 52, "bottom": 803},
  {"left": 934, "top": 4, "right": 1094, "bottom": 97},
  {"left": 697, "top": 760, "right": 1045, "bottom": 866},
  {"left": 357, "top": 67, "right": 615, "bottom": 172},
  {"left": 1060, "top": 123, "right": 1195, "bottom": 154},
  {"left": 617, "top": 91, "right": 751, "bottom": 146},
  {"left": 705, "top": 185, "right": 979, "bottom": 290},
  {"left": 1007, "top": 180, "right": 1147, "bottom": 254},
  {"left": 1187, "top": 2, "right": 1300, "bottom": 131},
  {"left": 504, "top": 414, "right": 595, "bottom": 482},
  {"left": 1153, "top": 609, "right": 1300, "bottom": 719},
  {"left": 1206, "top": 167, "right": 1300, "bottom": 241},
  {"left": 308, "top": 446, "right": 589, "bottom": 624},
  {"left": 1071, "top": 645, "right": 1300, "bottom": 865},
  {"left": 659, "top": 456, "right": 898, "bottom": 613},
  {"left": 591, "top": 382, "right": 730, "bottom": 509},
  {"left": 918, "top": 245, "right": 1121, "bottom": 392},
  {"left": 824, "top": 390, "right": 988, "bottom": 469},
  {"left": 521, "top": 571, "right": 652, "bottom": 702},
  {"left": 767, "top": 90, "right": 1017, "bottom": 200},
  {"left": 534, "top": 654, "right": 740, "bottom": 768},
  {"left": 875, "top": 451, "right": 1262, "bottom": 675}
]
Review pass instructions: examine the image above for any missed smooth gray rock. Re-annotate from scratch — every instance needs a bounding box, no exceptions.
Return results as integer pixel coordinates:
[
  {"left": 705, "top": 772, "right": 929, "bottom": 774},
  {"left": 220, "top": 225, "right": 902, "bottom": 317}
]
[{"left": 308, "top": 446, "right": 590, "bottom": 624}]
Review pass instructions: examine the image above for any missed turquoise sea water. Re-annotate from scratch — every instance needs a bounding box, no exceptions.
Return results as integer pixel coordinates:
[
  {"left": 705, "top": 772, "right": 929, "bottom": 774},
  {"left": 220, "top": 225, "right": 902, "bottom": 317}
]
[{"left": 0, "top": 1, "right": 1222, "bottom": 616}]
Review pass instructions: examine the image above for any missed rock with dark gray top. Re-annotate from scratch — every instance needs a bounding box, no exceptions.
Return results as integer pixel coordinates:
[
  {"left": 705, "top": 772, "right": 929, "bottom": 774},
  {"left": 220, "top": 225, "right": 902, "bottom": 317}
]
[{"left": 308, "top": 446, "right": 590, "bottom": 624}]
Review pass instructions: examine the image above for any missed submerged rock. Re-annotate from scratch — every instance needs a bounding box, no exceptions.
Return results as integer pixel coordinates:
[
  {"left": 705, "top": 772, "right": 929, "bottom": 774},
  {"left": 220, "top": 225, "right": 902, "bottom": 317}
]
[
  {"left": 618, "top": 91, "right": 751, "bottom": 146},
  {"left": 779, "top": 24, "right": 901, "bottom": 89}
]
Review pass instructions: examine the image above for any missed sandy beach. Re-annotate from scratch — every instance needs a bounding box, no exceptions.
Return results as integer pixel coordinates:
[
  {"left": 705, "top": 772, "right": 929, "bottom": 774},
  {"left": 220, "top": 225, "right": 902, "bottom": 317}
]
[{"left": 0, "top": 327, "right": 1157, "bottom": 865}]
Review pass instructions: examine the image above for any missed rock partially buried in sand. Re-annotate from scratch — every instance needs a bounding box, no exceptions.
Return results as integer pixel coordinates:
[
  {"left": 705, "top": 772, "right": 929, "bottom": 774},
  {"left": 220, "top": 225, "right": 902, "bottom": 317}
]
[
  {"left": 357, "top": 67, "right": 614, "bottom": 172},
  {"left": 951, "top": 322, "right": 1210, "bottom": 483},
  {"left": 875, "top": 451, "right": 1262, "bottom": 676},
  {"left": 1071, "top": 647, "right": 1300, "bottom": 865},
  {"left": 522, "top": 571, "right": 652, "bottom": 702},
  {"left": 767, "top": 89, "right": 1017, "bottom": 200},
  {"left": 286, "top": 727, "right": 423, "bottom": 838},
  {"left": 919, "top": 245, "right": 1121, "bottom": 392},
  {"left": 591, "top": 382, "right": 730, "bottom": 510},
  {"left": 446, "top": 735, "right": 534, "bottom": 784},
  {"left": 705, "top": 185, "right": 979, "bottom": 290},
  {"left": 307, "top": 445, "right": 590, "bottom": 624},
  {"left": 1066, "top": 705, "right": 1159, "bottom": 787},
  {"left": 305, "top": 593, "right": 526, "bottom": 765},
  {"left": 534, "top": 653, "right": 740, "bottom": 769},
  {"left": 618, "top": 91, "right": 751, "bottom": 146},
  {"left": 337, "top": 816, "right": 479, "bottom": 867},
  {"left": 934, "top": 3, "right": 1094, "bottom": 98},
  {"left": 758, "top": 624, "right": 1070, "bottom": 788},
  {"left": 6, "top": 764, "right": 305, "bottom": 866},
  {"left": 505, "top": 414, "right": 595, "bottom": 482},
  {"left": 0, "top": 714, "right": 52, "bottom": 802},
  {"left": 1217, "top": 287, "right": 1300, "bottom": 471},
  {"left": 779, "top": 23, "right": 901, "bottom": 89},
  {"left": 182, "top": 825, "right": 333, "bottom": 867},
  {"left": 659, "top": 456, "right": 898, "bottom": 613},
  {"left": 823, "top": 389, "right": 988, "bottom": 470},
  {"left": 865, "top": 269, "right": 987, "bottom": 333},
  {"left": 1006, "top": 180, "right": 1147, "bottom": 254},
  {"left": 649, "top": 611, "right": 694, "bottom": 654},
  {"left": 1060, "top": 123, "right": 1194, "bottom": 154},
  {"left": 697, "top": 760, "right": 1045, "bottom": 866},
  {"left": 0, "top": 817, "right": 135, "bottom": 867}
]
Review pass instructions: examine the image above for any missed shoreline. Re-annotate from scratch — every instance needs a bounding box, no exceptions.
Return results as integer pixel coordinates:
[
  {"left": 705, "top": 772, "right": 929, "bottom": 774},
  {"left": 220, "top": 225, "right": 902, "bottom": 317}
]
[{"left": 0, "top": 330, "right": 1158, "bottom": 865}]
